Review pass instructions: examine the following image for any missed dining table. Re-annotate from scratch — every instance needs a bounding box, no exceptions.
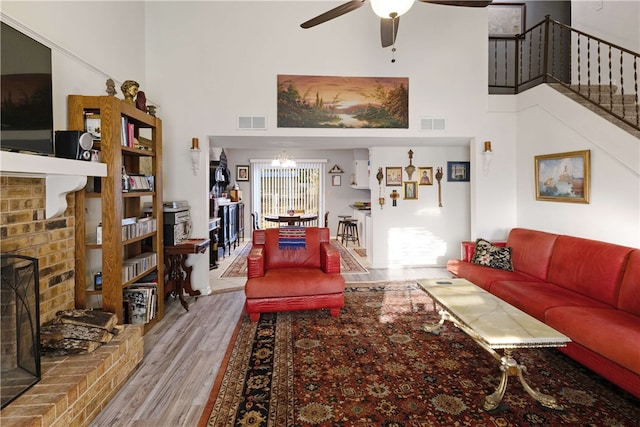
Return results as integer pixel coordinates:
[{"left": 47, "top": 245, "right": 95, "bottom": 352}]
[{"left": 263, "top": 213, "right": 319, "bottom": 227}]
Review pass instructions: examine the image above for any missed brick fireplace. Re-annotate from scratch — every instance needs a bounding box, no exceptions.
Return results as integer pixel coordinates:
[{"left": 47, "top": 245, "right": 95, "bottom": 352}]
[{"left": 0, "top": 176, "right": 143, "bottom": 427}]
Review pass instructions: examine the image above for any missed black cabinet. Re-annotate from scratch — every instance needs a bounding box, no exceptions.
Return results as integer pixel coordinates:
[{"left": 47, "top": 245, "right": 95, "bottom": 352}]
[{"left": 218, "top": 202, "right": 243, "bottom": 257}]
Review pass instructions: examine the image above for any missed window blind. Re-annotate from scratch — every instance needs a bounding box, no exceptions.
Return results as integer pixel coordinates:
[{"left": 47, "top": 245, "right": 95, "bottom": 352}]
[{"left": 250, "top": 160, "right": 326, "bottom": 228}]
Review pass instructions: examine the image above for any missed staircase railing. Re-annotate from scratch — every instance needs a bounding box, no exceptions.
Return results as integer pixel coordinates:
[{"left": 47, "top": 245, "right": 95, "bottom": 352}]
[{"left": 489, "top": 15, "right": 639, "bottom": 132}]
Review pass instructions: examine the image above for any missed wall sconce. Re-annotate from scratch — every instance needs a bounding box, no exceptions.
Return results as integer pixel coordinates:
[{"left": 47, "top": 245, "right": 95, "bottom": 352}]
[
  {"left": 482, "top": 140, "right": 493, "bottom": 176},
  {"left": 190, "top": 137, "right": 200, "bottom": 175}
]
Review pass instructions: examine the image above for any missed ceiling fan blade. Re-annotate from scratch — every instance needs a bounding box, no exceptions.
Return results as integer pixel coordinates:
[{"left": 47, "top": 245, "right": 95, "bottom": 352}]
[
  {"left": 419, "top": 0, "right": 493, "bottom": 7},
  {"left": 380, "top": 17, "right": 399, "bottom": 48},
  {"left": 301, "top": 0, "right": 367, "bottom": 29}
]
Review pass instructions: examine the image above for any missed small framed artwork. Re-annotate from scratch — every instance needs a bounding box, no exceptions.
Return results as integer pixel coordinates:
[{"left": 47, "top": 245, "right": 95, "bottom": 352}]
[
  {"left": 236, "top": 165, "right": 249, "bottom": 181},
  {"left": 447, "top": 162, "right": 470, "bottom": 182},
  {"left": 386, "top": 167, "right": 402, "bottom": 186},
  {"left": 332, "top": 175, "right": 341, "bottom": 186},
  {"left": 535, "top": 150, "right": 590, "bottom": 203},
  {"left": 488, "top": 3, "right": 526, "bottom": 37},
  {"left": 403, "top": 181, "right": 418, "bottom": 200},
  {"left": 418, "top": 167, "right": 433, "bottom": 185}
]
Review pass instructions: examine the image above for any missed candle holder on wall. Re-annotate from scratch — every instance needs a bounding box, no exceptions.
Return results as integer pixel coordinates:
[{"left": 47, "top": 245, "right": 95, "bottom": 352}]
[
  {"left": 376, "top": 167, "right": 385, "bottom": 209},
  {"left": 404, "top": 149, "right": 415, "bottom": 180},
  {"left": 482, "top": 140, "right": 493, "bottom": 176},
  {"left": 435, "top": 167, "right": 443, "bottom": 207},
  {"left": 189, "top": 148, "right": 201, "bottom": 175}
]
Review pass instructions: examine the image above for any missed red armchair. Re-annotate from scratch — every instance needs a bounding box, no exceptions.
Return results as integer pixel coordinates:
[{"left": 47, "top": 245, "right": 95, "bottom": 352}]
[{"left": 244, "top": 227, "right": 345, "bottom": 322}]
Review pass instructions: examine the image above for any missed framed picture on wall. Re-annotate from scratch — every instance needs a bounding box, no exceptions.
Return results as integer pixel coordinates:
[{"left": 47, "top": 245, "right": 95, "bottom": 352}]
[
  {"left": 447, "top": 162, "right": 470, "bottom": 182},
  {"left": 332, "top": 175, "right": 341, "bottom": 186},
  {"left": 236, "top": 165, "right": 249, "bottom": 181},
  {"left": 403, "top": 181, "right": 418, "bottom": 200},
  {"left": 534, "top": 150, "right": 590, "bottom": 203},
  {"left": 418, "top": 167, "right": 433, "bottom": 185},
  {"left": 385, "top": 167, "right": 402, "bottom": 186}
]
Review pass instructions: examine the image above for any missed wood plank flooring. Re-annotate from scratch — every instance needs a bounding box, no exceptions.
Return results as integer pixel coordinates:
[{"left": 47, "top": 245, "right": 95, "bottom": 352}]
[{"left": 89, "top": 245, "right": 448, "bottom": 427}]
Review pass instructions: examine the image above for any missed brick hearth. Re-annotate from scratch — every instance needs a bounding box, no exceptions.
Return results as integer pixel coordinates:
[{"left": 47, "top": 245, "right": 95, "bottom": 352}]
[{"left": 0, "top": 324, "right": 143, "bottom": 426}]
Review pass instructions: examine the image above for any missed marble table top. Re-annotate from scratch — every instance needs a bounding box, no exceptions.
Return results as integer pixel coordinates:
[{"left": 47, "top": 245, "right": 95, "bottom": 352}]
[{"left": 417, "top": 278, "right": 570, "bottom": 349}]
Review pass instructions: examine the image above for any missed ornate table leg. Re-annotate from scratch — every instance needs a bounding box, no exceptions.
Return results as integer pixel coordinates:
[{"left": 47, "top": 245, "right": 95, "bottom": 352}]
[
  {"left": 484, "top": 349, "right": 564, "bottom": 411},
  {"left": 179, "top": 254, "right": 202, "bottom": 298},
  {"left": 422, "top": 309, "right": 448, "bottom": 335},
  {"left": 172, "top": 253, "right": 189, "bottom": 312}
]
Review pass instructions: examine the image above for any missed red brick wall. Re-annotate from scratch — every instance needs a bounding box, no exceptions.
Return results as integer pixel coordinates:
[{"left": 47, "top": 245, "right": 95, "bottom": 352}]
[{"left": 0, "top": 176, "right": 76, "bottom": 324}]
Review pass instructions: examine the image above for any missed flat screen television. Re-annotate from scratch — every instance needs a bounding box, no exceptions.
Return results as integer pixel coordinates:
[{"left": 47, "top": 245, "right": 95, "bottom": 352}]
[{"left": 1, "top": 21, "right": 54, "bottom": 155}]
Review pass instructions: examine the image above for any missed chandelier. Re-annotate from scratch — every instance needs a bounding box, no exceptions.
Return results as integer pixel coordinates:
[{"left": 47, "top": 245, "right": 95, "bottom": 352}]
[{"left": 271, "top": 150, "right": 296, "bottom": 168}]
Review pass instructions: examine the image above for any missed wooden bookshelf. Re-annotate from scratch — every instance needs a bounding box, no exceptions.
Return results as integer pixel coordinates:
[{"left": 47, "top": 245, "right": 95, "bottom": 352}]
[{"left": 69, "top": 95, "right": 164, "bottom": 331}]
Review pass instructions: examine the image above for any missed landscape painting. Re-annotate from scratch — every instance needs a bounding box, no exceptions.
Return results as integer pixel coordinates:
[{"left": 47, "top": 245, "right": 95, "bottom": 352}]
[
  {"left": 535, "top": 150, "right": 590, "bottom": 203},
  {"left": 277, "top": 75, "right": 408, "bottom": 128}
]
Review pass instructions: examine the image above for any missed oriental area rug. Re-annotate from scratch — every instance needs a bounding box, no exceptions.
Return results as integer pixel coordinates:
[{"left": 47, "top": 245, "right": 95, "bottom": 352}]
[
  {"left": 198, "top": 282, "right": 640, "bottom": 427},
  {"left": 219, "top": 239, "right": 368, "bottom": 278}
]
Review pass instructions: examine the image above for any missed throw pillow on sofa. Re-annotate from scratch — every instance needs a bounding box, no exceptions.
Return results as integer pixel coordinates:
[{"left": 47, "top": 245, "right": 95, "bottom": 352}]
[{"left": 471, "top": 238, "right": 514, "bottom": 271}]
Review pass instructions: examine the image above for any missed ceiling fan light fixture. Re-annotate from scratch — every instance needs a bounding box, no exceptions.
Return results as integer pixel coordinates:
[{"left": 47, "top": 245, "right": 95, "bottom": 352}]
[{"left": 371, "top": 0, "right": 414, "bottom": 19}]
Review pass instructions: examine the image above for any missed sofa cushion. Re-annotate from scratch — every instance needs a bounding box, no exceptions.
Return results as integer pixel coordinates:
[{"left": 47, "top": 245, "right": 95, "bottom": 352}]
[
  {"left": 471, "top": 238, "right": 514, "bottom": 271},
  {"left": 546, "top": 306, "right": 640, "bottom": 375},
  {"left": 506, "top": 228, "right": 559, "bottom": 281},
  {"left": 490, "top": 281, "right": 610, "bottom": 321},
  {"left": 446, "top": 260, "right": 540, "bottom": 291},
  {"left": 618, "top": 249, "right": 640, "bottom": 316},
  {"left": 245, "top": 268, "right": 344, "bottom": 298},
  {"left": 546, "top": 235, "right": 633, "bottom": 307}
]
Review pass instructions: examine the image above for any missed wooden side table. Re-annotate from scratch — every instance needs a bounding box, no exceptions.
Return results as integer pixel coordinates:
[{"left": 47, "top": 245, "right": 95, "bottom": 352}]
[{"left": 164, "top": 238, "right": 210, "bottom": 311}]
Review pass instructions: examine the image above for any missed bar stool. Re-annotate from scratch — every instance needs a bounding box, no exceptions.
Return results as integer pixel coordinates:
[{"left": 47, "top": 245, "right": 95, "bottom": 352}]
[
  {"left": 336, "top": 215, "right": 352, "bottom": 242},
  {"left": 342, "top": 219, "right": 360, "bottom": 247}
]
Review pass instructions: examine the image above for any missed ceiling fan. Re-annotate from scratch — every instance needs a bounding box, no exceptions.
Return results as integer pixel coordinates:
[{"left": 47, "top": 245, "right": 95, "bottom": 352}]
[{"left": 301, "top": 0, "right": 493, "bottom": 49}]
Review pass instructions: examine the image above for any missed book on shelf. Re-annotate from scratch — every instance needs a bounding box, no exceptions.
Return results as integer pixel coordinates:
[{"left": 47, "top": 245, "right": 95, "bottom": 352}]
[
  {"left": 122, "top": 252, "right": 157, "bottom": 282},
  {"left": 122, "top": 217, "right": 158, "bottom": 241},
  {"left": 123, "top": 282, "right": 158, "bottom": 324}
]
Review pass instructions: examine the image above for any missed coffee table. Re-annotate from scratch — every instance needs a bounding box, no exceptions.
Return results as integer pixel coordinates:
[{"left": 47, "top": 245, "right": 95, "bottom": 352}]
[{"left": 417, "top": 278, "right": 571, "bottom": 411}]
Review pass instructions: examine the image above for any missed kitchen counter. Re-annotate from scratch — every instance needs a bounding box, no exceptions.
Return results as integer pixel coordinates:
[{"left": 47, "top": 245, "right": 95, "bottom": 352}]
[{"left": 349, "top": 204, "right": 371, "bottom": 211}]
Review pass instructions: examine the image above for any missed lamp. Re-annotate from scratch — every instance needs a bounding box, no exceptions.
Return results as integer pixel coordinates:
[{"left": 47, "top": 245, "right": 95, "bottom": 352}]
[
  {"left": 482, "top": 140, "right": 493, "bottom": 176},
  {"left": 271, "top": 150, "right": 296, "bottom": 168},
  {"left": 371, "top": 0, "right": 414, "bottom": 18},
  {"left": 190, "top": 137, "right": 201, "bottom": 175}
]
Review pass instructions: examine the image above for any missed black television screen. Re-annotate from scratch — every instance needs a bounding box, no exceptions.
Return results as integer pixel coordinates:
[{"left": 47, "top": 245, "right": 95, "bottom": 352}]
[{"left": 1, "top": 21, "right": 54, "bottom": 155}]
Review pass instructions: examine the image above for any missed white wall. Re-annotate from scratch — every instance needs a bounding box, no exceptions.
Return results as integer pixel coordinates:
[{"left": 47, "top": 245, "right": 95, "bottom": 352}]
[{"left": 515, "top": 85, "right": 640, "bottom": 247}]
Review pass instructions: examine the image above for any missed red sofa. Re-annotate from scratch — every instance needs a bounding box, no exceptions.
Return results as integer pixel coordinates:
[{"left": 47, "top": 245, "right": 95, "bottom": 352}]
[
  {"left": 447, "top": 228, "right": 640, "bottom": 399},
  {"left": 244, "top": 227, "right": 345, "bottom": 322}
]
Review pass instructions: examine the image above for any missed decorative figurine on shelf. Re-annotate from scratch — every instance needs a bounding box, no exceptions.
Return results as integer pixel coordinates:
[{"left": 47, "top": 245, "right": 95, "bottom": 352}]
[
  {"left": 105, "top": 78, "right": 117, "bottom": 96},
  {"left": 135, "top": 91, "right": 147, "bottom": 112},
  {"left": 121, "top": 80, "right": 139, "bottom": 104},
  {"left": 376, "top": 167, "right": 385, "bottom": 209},
  {"left": 390, "top": 189, "right": 399, "bottom": 207},
  {"left": 147, "top": 105, "right": 157, "bottom": 117},
  {"left": 435, "top": 166, "right": 444, "bottom": 207},
  {"left": 405, "top": 149, "right": 416, "bottom": 181}
]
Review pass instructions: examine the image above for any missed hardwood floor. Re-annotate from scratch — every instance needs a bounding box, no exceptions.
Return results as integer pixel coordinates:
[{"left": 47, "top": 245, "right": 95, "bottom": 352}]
[{"left": 89, "top": 246, "right": 449, "bottom": 427}]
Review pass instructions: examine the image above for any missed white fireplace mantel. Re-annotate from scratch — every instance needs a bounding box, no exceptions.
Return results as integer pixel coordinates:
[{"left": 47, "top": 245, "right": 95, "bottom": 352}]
[{"left": 0, "top": 152, "right": 107, "bottom": 219}]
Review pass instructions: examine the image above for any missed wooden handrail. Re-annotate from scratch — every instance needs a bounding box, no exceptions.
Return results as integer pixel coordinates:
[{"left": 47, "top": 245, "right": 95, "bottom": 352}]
[{"left": 489, "top": 16, "right": 639, "bottom": 132}]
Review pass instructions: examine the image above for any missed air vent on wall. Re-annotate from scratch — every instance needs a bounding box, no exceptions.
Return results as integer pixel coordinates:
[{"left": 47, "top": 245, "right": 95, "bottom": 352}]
[
  {"left": 420, "top": 117, "right": 446, "bottom": 131},
  {"left": 237, "top": 115, "right": 267, "bottom": 130}
]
